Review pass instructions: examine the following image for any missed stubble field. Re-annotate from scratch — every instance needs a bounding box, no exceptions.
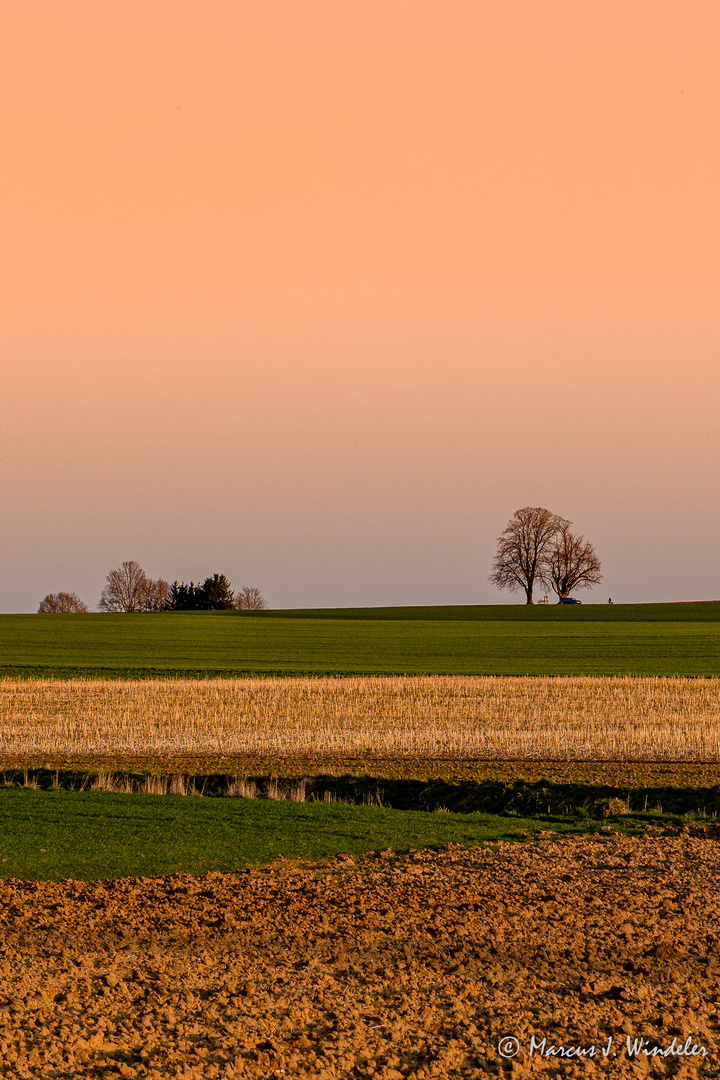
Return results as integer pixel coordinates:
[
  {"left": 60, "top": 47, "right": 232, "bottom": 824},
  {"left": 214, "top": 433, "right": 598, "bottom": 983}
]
[{"left": 2, "top": 675, "right": 720, "bottom": 763}]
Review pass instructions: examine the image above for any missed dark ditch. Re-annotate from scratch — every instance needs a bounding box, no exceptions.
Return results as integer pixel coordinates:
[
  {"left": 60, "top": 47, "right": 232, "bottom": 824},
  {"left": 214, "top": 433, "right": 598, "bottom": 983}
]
[{"left": 3, "top": 768, "right": 720, "bottom": 820}]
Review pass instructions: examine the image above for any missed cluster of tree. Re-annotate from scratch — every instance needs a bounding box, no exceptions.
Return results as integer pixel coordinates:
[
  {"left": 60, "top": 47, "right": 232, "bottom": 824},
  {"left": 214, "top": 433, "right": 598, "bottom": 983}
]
[
  {"left": 490, "top": 506, "right": 602, "bottom": 604},
  {"left": 38, "top": 560, "right": 266, "bottom": 613},
  {"left": 166, "top": 576, "right": 267, "bottom": 610}
]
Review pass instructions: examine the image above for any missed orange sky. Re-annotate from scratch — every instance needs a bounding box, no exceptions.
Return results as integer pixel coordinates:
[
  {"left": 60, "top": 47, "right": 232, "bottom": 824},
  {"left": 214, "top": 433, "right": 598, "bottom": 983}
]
[{"left": 2, "top": 0, "right": 719, "bottom": 609}]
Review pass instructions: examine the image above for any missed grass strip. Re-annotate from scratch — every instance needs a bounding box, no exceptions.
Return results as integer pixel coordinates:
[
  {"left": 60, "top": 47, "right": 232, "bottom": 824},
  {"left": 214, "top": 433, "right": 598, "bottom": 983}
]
[{"left": 0, "top": 787, "right": 703, "bottom": 882}]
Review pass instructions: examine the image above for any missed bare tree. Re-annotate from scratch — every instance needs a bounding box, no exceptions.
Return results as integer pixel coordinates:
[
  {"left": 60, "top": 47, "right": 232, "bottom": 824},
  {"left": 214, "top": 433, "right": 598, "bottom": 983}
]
[
  {"left": 490, "top": 507, "right": 569, "bottom": 604},
  {"left": 235, "top": 586, "right": 267, "bottom": 611},
  {"left": 545, "top": 523, "right": 602, "bottom": 600},
  {"left": 142, "top": 577, "right": 172, "bottom": 612},
  {"left": 38, "top": 591, "right": 88, "bottom": 613},
  {"left": 99, "top": 560, "right": 152, "bottom": 612}
]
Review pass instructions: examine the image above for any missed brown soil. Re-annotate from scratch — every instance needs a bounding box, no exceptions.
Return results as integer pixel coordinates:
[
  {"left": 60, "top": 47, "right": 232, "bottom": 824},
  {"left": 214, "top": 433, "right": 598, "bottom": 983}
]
[{"left": 1, "top": 834, "right": 719, "bottom": 1078}]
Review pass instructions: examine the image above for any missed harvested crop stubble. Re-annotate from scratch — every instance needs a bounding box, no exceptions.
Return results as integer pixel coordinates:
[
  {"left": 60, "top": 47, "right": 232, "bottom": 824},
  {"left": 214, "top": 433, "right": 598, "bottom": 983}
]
[
  {"left": 2, "top": 676, "right": 720, "bottom": 760},
  {"left": 2, "top": 834, "right": 720, "bottom": 1077}
]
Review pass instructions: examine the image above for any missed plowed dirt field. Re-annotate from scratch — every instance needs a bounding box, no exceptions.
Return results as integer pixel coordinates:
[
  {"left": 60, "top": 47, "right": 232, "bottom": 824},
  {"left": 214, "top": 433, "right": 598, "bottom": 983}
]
[{"left": 2, "top": 832, "right": 719, "bottom": 1078}]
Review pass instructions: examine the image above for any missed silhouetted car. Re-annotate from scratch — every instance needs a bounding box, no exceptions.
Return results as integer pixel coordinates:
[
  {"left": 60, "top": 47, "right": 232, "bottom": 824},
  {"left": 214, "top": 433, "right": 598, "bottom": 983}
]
[{"left": 559, "top": 597, "right": 582, "bottom": 605}]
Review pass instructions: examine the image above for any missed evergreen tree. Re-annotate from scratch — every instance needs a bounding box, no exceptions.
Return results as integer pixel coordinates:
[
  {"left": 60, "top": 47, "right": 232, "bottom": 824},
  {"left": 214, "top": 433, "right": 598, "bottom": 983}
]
[
  {"left": 200, "top": 573, "right": 235, "bottom": 610},
  {"left": 166, "top": 581, "right": 202, "bottom": 610}
]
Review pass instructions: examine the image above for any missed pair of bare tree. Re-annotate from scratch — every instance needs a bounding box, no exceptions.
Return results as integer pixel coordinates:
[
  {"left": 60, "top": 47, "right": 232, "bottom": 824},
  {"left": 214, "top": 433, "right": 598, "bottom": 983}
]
[
  {"left": 490, "top": 507, "right": 602, "bottom": 604},
  {"left": 39, "top": 570, "right": 168, "bottom": 614}
]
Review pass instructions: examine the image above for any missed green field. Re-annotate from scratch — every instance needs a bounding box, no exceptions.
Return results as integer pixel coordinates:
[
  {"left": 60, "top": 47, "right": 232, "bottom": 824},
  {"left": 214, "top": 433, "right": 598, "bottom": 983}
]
[
  {"left": 0, "top": 787, "right": 666, "bottom": 882},
  {"left": 1, "top": 602, "right": 719, "bottom": 677}
]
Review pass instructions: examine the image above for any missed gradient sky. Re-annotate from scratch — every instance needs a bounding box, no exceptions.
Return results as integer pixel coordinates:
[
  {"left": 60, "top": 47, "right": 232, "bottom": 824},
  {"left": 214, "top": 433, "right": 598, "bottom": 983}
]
[{"left": 2, "top": 0, "right": 719, "bottom": 611}]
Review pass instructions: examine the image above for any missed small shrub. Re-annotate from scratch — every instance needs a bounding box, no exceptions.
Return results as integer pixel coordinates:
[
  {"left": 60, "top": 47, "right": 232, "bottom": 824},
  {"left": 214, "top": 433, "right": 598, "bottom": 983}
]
[
  {"left": 290, "top": 779, "right": 307, "bottom": 802},
  {"left": 90, "top": 773, "right": 118, "bottom": 793},
  {"left": 598, "top": 796, "right": 630, "bottom": 817},
  {"left": 226, "top": 778, "right": 257, "bottom": 799},
  {"left": 169, "top": 775, "right": 187, "bottom": 796},
  {"left": 143, "top": 776, "right": 167, "bottom": 796}
]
